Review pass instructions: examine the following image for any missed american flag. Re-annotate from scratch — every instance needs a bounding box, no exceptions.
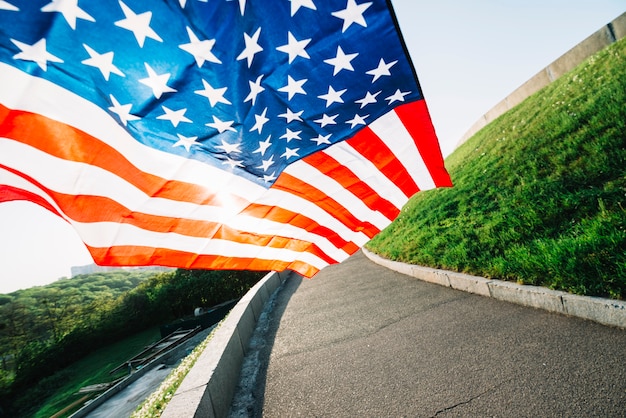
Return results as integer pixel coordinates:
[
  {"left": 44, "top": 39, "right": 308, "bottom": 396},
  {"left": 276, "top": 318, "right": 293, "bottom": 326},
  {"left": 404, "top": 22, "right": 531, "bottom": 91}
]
[{"left": 0, "top": 0, "right": 451, "bottom": 277}]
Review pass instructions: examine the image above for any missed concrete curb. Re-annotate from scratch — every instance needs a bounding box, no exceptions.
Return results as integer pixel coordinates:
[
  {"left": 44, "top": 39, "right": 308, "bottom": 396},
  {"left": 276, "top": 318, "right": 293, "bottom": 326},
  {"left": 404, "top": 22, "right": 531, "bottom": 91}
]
[
  {"left": 161, "top": 270, "right": 293, "bottom": 418},
  {"left": 362, "top": 248, "right": 625, "bottom": 329}
]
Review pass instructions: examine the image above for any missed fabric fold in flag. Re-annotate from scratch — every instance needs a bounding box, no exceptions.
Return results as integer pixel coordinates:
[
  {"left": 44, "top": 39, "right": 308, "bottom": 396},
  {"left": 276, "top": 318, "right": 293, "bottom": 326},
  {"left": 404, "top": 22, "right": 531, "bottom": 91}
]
[{"left": 0, "top": 0, "right": 452, "bottom": 277}]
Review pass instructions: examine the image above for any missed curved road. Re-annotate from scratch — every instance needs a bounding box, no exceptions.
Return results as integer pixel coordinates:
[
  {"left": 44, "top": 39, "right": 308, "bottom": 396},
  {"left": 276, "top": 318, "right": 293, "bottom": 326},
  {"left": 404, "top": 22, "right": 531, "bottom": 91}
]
[{"left": 231, "top": 250, "right": 626, "bottom": 417}]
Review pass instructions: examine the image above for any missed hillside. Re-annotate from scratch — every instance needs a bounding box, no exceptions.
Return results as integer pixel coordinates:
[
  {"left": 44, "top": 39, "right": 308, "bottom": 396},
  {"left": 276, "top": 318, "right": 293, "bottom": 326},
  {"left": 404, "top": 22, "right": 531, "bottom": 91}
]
[
  {"left": 366, "top": 37, "right": 626, "bottom": 299},
  {"left": 0, "top": 269, "right": 266, "bottom": 417}
]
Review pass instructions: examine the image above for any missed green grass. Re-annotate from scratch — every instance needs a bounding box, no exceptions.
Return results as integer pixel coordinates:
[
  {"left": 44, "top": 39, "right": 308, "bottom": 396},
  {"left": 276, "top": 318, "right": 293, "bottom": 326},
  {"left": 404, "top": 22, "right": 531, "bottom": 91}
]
[
  {"left": 367, "top": 37, "right": 626, "bottom": 299},
  {"left": 31, "top": 327, "right": 161, "bottom": 418}
]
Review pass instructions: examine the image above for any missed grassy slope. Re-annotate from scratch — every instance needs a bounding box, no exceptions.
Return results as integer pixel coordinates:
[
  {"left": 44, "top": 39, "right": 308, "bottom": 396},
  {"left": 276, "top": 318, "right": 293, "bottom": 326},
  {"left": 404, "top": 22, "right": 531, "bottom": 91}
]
[{"left": 367, "top": 37, "right": 626, "bottom": 299}]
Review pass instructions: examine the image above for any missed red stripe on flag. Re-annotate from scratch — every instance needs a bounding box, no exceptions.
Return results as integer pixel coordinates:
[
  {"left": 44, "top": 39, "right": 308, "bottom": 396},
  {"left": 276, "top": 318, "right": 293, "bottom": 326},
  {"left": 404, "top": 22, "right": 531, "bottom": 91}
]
[
  {"left": 273, "top": 172, "right": 381, "bottom": 238},
  {"left": 0, "top": 104, "right": 364, "bottom": 251},
  {"left": 301, "top": 151, "right": 400, "bottom": 221},
  {"left": 87, "top": 245, "right": 320, "bottom": 277},
  {"left": 0, "top": 184, "right": 61, "bottom": 217},
  {"left": 394, "top": 101, "right": 454, "bottom": 188},
  {"left": 0, "top": 105, "right": 221, "bottom": 206},
  {"left": 0, "top": 163, "right": 339, "bottom": 266},
  {"left": 346, "top": 123, "right": 421, "bottom": 198},
  {"left": 241, "top": 203, "right": 361, "bottom": 255}
]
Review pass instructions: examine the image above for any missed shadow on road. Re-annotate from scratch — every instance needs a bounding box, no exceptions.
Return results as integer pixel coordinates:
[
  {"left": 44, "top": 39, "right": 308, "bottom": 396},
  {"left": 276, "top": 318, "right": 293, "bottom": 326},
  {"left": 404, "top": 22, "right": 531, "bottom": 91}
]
[{"left": 228, "top": 273, "right": 303, "bottom": 417}]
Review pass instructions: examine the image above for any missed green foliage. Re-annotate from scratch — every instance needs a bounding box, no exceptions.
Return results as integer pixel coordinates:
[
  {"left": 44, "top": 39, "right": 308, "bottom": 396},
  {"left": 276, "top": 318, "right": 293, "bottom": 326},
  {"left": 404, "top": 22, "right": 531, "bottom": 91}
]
[
  {"left": 368, "top": 38, "right": 626, "bottom": 299},
  {"left": 0, "top": 270, "right": 152, "bottom": 387},
  {"left": 0, "top": 268, "right": 265, "bottom": 417},
  {"left": 167, "top": 269, "right": 265, "bottom": 316},
  {"left": 33, "top": 328, "right": 161, "bottom": 418}
]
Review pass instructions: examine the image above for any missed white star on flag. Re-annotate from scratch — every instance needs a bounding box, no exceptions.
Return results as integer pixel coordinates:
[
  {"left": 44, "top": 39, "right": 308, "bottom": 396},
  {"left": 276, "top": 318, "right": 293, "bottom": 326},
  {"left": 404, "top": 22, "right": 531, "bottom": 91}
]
[
  {"left": 194, "top": 79, "right": 231, "bottom": 106},
  {"left": 346, "top": 113, "right": 369, "bottom": 128},
  {"left": 257, "top": 155, "right": 275, "bottom": 171},
  {"left": 40, "top": 0, "right": 95, "bottom": 30},
  {"left": 263, "top": 173, "right": 277, "bottom": 183},
  {"left": 245, "top": 74, "right": 265, "bottom": 105},
  {"left": 280, "top": 128, "right": 302, "bottom": 142},
  {"left": 279, "top": 108, "right": 304, "bottom": 123},
  {"left": 206, "top": 115, "right": 237, "bottom": 133},
  {"left": 281, "top": 147, "right": 300, "bottom": 159},
  {"left": 81, "top": 44, "right": 124, "bottom": 81},
  {"left": 253, "top": 135, "right": 272, "bottom": 156},
  {"left": 312, "top": 133, "right": 332, "bottom": 146},
  {"left": 279, "top": 75, "right": 307, "bottom": 100},
  {"left": 157, "top": 106, "right": 191, "bottom": 127},
  {"left": 331, "top": 0, "right": 372, "bottom": 33},
  {"left": 114, "top": 1, "right": 162, "bottom": 47},
  {"left": 367, "top": 58, "right": 397, "bottom": 82},
  {"left": 11, "top": 38, "right": 63, "bottom": 71},
  {"left": 139, "top": 63, "right": 177, "bottom": 99},
  {"left": 324, "top": 46, "right": 358, "bottom": 75},
  {"left": 173, "top": 134, "right": 199, "bottom": 152},
  {"left": 385, "top": 89, "right": 411, "bottom": 104},
  {"left": 108, "top": 94, "right": 140, "bottom": 126},
  {"left": 223, "top": 157, "right": 244, "bottom": 169},
  {"left": 179, "top": 27, "right": 221, "bottom": 66},
  {"left": 250, "top": 107, "right": 269, "bottom": 133},
  {"left": 237, "top": 27, "right": 263, "bottom": 68},
  {"left": 318, "top": 85, "right": 346, "bottom": 107},
  {"left": 314, "top": 113, "right": 338, "bottom": 127},
  {"left": 355, "top": 90, "right": 380, "bottom": 108},
  {"left": 276, "top": 32, "right": 311, "bottom": 64},
  {"left": 216, "top": 139, "right": 241, "bottom": 154}
]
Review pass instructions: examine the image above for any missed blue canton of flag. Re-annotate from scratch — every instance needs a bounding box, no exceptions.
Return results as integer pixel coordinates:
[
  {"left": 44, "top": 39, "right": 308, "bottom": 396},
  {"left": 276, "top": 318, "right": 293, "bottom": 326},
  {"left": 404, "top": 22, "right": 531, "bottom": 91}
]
[{"left": 0, "top": 0, "right": 421, "bottom": 186}]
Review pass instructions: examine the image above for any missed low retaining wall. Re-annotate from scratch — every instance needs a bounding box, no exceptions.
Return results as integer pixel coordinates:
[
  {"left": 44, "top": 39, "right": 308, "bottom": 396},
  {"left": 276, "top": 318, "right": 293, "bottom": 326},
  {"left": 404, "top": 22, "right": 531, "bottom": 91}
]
[
  {"left": 457, "top": 12, "right": 626, "bottom": 147},
  {"left": 362, "top": 248, "right": 625, "bottom": 329},
  {"left": 161, "top": 270, "right": 294, "bottom": 418}
]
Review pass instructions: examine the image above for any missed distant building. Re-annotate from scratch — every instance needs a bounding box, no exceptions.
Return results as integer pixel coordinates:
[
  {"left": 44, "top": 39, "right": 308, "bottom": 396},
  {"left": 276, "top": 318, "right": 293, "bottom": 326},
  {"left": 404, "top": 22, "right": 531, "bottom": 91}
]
[{"left": 70, "top": 263, "right": 173, "bottom": 277}]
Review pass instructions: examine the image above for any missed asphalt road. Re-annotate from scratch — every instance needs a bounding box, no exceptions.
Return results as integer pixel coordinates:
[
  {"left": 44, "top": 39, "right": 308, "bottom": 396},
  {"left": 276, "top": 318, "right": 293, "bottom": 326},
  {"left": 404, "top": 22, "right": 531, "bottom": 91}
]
[{"left": 233, "top": 250, "right": 626, "bottom": 417}]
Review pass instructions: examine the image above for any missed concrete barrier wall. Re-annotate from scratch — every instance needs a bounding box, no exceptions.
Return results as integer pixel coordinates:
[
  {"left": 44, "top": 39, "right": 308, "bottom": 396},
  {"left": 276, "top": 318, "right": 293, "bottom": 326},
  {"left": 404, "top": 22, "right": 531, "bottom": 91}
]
[
  {"left": 457, "top": 12, "right": 626, "bottom": 147},
  {"left": 161, "top": 270, "right": 294, "bottom": 418}
]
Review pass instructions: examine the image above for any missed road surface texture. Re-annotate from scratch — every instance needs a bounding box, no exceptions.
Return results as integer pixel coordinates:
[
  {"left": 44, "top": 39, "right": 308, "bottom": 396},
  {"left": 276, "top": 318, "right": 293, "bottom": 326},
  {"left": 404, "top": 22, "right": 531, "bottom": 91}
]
[{"left": 230, "top": 250, "right": 626, "bottom": 417}]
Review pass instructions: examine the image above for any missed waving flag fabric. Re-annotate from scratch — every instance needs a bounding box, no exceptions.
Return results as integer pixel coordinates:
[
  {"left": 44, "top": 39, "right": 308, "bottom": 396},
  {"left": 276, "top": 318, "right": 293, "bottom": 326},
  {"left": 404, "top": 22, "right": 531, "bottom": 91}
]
[{"left": 0, "top": 0, "right": 451, "bottom": 277}]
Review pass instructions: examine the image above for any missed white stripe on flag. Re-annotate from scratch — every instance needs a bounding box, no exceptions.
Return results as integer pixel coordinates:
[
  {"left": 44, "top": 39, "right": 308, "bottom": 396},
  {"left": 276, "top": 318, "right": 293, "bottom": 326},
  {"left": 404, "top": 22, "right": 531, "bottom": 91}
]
[
  {"left": 369, "top": 110, "right": 437, "bottom": 191},
  {"left": 284, "top": 159, "right": 393, "bottom": 228},
  {"left": 0, "top": 148, "right": 352, "bottom": 262},
  {"left": 72, "top": 221, "right": 332, "bottom": 270},
  {"left": 323, "top": 142, "right": 409, "bottom": 209},
  {"left": 0, "top": 167, "right": 335, "bottom": 270}
]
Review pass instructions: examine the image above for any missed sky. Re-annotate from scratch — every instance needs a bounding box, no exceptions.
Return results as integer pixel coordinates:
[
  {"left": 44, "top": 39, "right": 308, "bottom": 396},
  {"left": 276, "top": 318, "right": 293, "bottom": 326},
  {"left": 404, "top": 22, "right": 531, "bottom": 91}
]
[{"left": 0, "top": 0, "right": 624, "bottom": 294}]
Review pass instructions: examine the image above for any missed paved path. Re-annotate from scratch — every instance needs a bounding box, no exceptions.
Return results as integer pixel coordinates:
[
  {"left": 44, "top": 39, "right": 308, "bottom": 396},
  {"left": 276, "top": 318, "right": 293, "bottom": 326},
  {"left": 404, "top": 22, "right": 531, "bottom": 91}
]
[{"left": 234, "top": 251, "right": 626, "bottom": 417}]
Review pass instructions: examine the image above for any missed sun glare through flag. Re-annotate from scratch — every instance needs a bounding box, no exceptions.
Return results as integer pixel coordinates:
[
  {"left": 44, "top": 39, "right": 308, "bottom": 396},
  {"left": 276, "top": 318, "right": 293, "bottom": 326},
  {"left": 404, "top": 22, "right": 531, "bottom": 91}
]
[{"left": 0, "top": 0, "right": 452, "bottom": 277}]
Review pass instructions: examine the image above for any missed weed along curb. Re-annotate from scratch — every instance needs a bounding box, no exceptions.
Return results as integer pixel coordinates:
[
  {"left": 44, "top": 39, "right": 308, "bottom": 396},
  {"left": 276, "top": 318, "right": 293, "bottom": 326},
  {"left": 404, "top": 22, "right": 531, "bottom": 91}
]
[
  {"left": 362, "top": 248, "right": 626, "bottom": 329},
  {"left": 161, "top": 270, "right": 294, "bottom": 418}
]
